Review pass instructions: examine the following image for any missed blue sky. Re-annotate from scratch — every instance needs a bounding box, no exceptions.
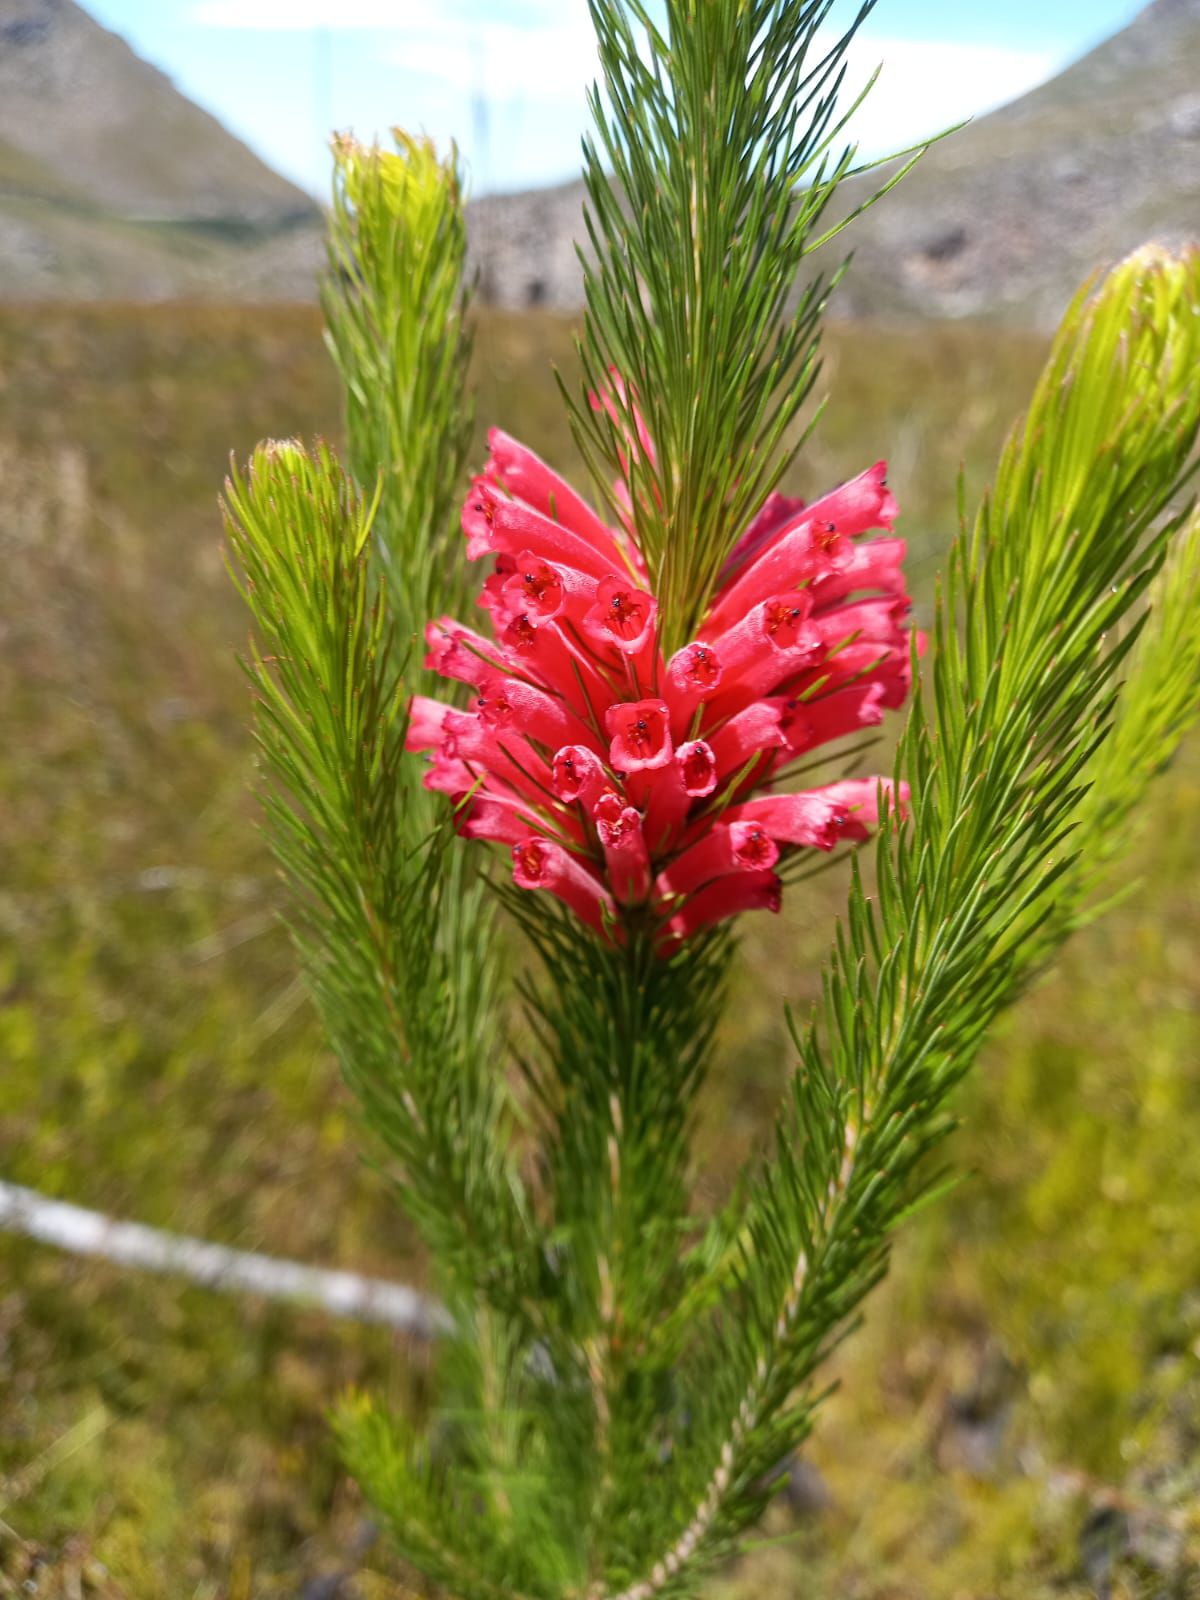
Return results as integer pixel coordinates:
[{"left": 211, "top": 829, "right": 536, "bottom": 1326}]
[{"left": 83, "top": 0, "right": 1147, "bottom": 200}]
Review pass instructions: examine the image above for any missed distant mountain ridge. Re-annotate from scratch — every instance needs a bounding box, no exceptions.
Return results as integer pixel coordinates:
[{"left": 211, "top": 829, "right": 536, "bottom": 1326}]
[
  {"left": 467, "top": 0, "right": 1200, "bottom": 328},
  {"left": 2, "top": 0, "right": 1197, "bottom": 314},
  {"left": 0, "top": 0, "right": 324, "bottom": 300}
]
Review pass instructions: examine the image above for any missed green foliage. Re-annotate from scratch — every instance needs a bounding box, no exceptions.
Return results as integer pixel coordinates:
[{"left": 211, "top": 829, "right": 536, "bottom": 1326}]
[
  {"left": 1065, "top": 511, "right": 1200, "bottom": 924},
  {"left": 323, "top": 130, "right": 476, "bottom": 657},
  {"left": 505, "top": 910, "right": 730, "bottom": 1339},
  {"left": 616, "top": 247, "right": 1200, "bottom": 1597},
  {"left": 729, "top": 751, "right": 1200, "bottom": 1600},
  {"left": 570, "top": 0, "right": 922, "bottom": 651},
  {"left": 223, "top": 443, "right": 524, "bottom": 1298},
  {"left": 289, "top": 135, "right": 522, "bottom": 1317}
]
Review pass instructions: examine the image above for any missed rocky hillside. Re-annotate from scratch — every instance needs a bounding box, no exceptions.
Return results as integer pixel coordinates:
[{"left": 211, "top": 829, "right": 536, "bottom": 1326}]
[
  {"left": 0, "top": 0, "right": 323, "bottom": 299},
  {"left": 468, "top": 0, "right": 1200, "bottom": 327},
  {"left": 3, "top": 0, "right": 1197, "bottom": 314}
]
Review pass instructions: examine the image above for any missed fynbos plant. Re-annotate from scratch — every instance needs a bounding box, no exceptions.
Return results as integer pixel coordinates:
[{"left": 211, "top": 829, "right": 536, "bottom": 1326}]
[{"left": 224, "top": 5, "right": 1200, "bottom": 1595}]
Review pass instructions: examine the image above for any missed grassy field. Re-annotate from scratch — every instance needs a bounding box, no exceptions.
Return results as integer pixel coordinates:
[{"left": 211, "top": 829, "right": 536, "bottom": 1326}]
[{"left": 1, "top": 304, "right": 1198, "bottom": 1598}]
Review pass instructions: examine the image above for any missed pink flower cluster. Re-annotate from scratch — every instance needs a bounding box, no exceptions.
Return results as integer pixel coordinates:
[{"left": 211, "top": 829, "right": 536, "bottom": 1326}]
[{"left": 407, "top": 429, "right": 917, "bottom": 950}]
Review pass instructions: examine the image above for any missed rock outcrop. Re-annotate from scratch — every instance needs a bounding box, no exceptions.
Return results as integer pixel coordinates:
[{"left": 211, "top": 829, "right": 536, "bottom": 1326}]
[{"left": 466, "top": 0, "right": 1200, "bottom": 328}]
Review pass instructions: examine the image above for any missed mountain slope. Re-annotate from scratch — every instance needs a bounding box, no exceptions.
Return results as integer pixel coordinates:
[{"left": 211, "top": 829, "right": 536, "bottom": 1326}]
[
  {"left": 4, "top": 0, "right": 1196, "bottom": 312},
  {"left": 468, "top": 0, "right": 1200, "bottom": 327},
  {"left": 826, "top": 0, "right": 1200, "bottom": 324},
  {"left": 0, "top": 0, "right": 323, "bottom": 299}
]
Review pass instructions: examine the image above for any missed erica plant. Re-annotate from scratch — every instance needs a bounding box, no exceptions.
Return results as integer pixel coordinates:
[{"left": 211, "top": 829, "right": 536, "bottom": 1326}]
[
  {"left": 412, "top": 437, "right": 912, "bottom": 948},
  {"left": 223, "top": 3, "right": 1200, "bottom": 1595}
]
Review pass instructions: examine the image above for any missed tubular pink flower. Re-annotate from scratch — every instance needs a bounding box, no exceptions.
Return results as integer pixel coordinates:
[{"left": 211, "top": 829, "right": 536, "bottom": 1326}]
[
  {"left": 706, "top": 701, "right": 788, "bottom": 780},
  {"left": 811, "top": 596, "right": 912, "bottom": 654},
  {"left": 424, "top": 618, "right": 505, "bottom": 687},
  {"left": 702, "top": 596, "right": 823, "bottom": 713},
  {"left": 778, "top": 683, "right": 887, "bottom": 754},
  {"left": 677, "top": 740, "right": 719, "bottom": 798},
  {"left": 406, "top": 695, "right": 454, "bottom": 754},
  {"left": 606, "top": 699, "right": 674, "bottom": 775},
  {"left": 811, "top": 536, "right": 908, "bottom": 609},
  {"left": 664, "top": 641, "right": 724, "bottom": 736},
  {"left": 658, "top": 870, "right": 782, "bottom": 948},
  {"left": 704, "top": 520, "right": 847, "bottom": 636},
  {"left": 440, "top": 710, "right": 555, "bottom": 809},
  {"left": 511, "top": 837, "right": 614, "bottom": 933},
  {"left": 423, "top": 751, "right": 476, "bottom": 796},
  {"left": 499, "top": 554, "right": 573, "bottom": 623},
  {"left": 583, "top": 575, "right": 658, "bottom": 658},
  {"left": 594, "top": 792, "right": 652, "bottom": 904},
  {"left": 464, "top": 480, "right": 626, "bottom": 579},
  {"left": 805, "top": 778, "right": 910, "bottom": 840},
  {"left": 811, "top": 460, "right": 898, "bottom": 535},
  {"left": 457, "top": 793, "right": 552, "bottom": 847},
  {"left": 408, "top": 425, "right": 919, "bottom": 947},
  {"left": 714, "top": 463, "right": 894, "bottom": 601},
  {"left": 478, "top": 554, "right": 517, "bottom": 620},
  {"left": 658, "top": 821, "right": 781, "bottom": 901},
  {"left": 720, "top": 490, "right": 808, "bottom": 578},
  {"left": 643, "top": 739, "right": 718, "bottom": 852},
  {"left": 487, "top": 428, "right": 621, "bottom": 562},
  {"left": 475, "top": 673, "right": 596, "bottom": 754},
  {"left": 552, "top": 745, "right": 609, "bottom": 810},
  {"left": 499, "top": 612, "right": 614, "bottom": 719},
  {"left": 724, "top": 793, "right": 847, "bottom": 852},
  {"left": 790, "top": 637, "right": 920, "bottom": 710}
]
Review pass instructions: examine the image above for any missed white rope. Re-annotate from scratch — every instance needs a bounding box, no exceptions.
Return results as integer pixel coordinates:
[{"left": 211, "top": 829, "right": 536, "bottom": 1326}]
[{"left": 0, "top": 1180, "right": 449, "bottom": 1336}]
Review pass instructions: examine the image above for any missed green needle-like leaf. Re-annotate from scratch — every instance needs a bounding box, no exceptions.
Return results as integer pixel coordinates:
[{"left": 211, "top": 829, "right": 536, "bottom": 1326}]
[
  {"left": 606, "top": 245, "right": 1200, "bottom": 1597},
  {"left": 323, "top": 130, "right": 476, "bottom": 657},
  {"left": 570, "top": 0, "right": 923, "bottom": 652}
]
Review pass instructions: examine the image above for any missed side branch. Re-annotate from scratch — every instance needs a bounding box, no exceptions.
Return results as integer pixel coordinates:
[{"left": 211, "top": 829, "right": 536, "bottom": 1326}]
[
  {"left": 596, "top": 244, "right": 1200, "bottom": 1600},
  {"left": 591, "top": 1122, "right": 860, "bottom": 1600}
]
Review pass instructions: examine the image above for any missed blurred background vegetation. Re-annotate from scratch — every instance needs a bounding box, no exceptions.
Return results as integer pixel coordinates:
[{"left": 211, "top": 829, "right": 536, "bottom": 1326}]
[{"left": 1, "top": 303, "right": 1198, "bottom": 1598}]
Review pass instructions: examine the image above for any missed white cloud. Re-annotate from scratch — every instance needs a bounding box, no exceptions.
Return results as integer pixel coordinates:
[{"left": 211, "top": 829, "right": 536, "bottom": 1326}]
[
  {"left": 384, "top": 23, "right": 1055, "bottom": 188},
  {"left": 191, "top": 0, "right": 400, "bottom": 23},
  {"left": 382, "top": 16, "right": 1054, "bottom": 160},
  {"left": 393, "top": 10, "right": 599, "bottom": 108},
  {"left": 189, "top": 0, "right": 1058, "bottom": 193},
  {"left": 838, "top": 35, "right": 1055, "bottom": 156},
  {"left": 190, "top": 0, "right": 565, "bottom": 29}
]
